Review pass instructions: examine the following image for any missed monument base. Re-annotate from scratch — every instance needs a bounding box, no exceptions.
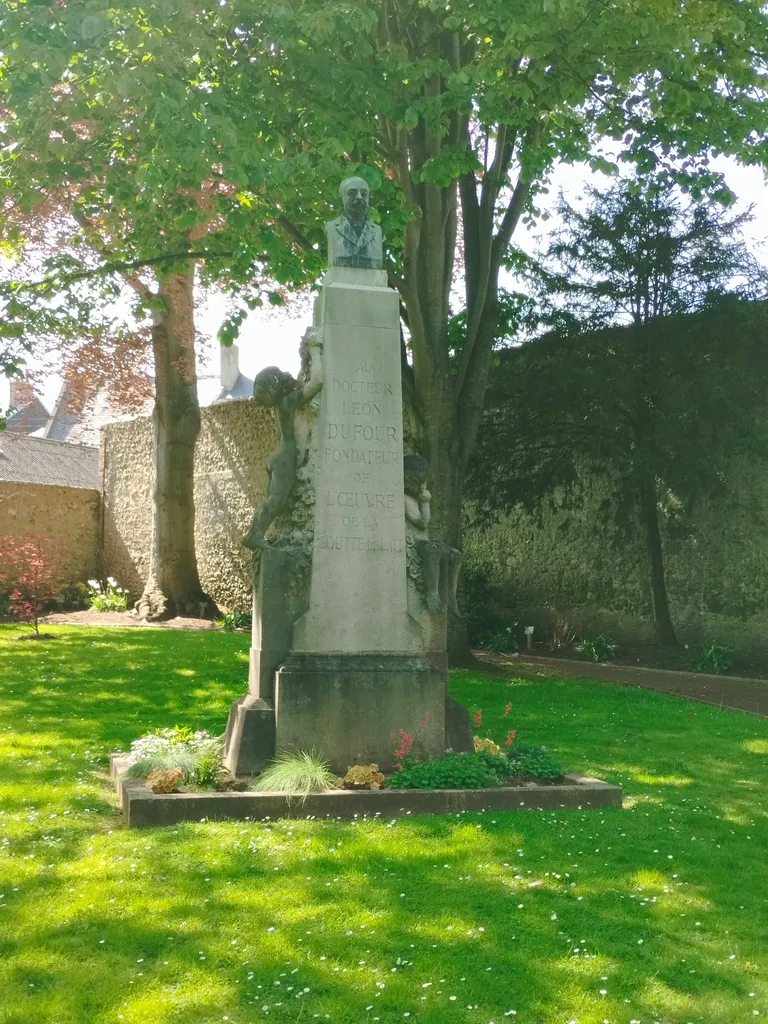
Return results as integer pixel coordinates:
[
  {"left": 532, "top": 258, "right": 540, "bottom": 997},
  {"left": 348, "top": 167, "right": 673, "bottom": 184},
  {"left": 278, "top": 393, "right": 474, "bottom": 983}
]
[
  {"left": 222, "top": 694, "right": 275, "bottom": 776},
  {"left": 275, "top": 653, "right": 446, "bottom": 773},
  {"left": 222, "top": 653, "right": 469, "bottom": 776}
]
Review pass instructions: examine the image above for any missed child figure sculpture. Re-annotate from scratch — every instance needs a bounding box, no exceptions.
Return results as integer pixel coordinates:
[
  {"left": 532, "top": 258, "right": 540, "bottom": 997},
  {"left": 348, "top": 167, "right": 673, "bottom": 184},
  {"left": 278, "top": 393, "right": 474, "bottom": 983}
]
[
  {"left": 242, "top": 329, "right": 323, "bottom": 551},
  {"left": 404, "top": 454, "right": 462, "bottom": 615}
]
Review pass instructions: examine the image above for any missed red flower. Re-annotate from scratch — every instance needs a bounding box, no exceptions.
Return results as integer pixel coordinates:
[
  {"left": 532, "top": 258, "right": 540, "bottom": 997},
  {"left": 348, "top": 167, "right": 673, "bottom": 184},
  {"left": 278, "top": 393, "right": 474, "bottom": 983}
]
[
  {"left": 472, "top": 709, "right": 483, "bottom": 727},
  {"left": 504, "top": 729, "right": 517, "bottom": 746},
  {"left": 503, "top": 702, "right": 512, "bottom": 717}
]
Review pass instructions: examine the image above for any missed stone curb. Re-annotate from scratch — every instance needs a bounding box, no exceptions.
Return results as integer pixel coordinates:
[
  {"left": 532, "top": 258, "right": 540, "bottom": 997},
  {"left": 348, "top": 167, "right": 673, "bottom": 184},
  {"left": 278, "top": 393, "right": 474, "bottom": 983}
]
[
  {"left": 491, "top": 654, "right": 768, "bottom": 717},
  {"left": 507, "top": 653, "right": 767, "bottom": 687},
  {"left": 110, "top": 755, "right": 622, "bottom": 828}
]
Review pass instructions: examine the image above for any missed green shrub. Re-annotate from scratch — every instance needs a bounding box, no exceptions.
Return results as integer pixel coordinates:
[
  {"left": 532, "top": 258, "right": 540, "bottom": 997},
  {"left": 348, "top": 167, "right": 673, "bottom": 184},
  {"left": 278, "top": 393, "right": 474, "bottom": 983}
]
[
  {"left": 507, "top": 743, "right": 563, "bottom": 781},
  {"left": 192, "top": 745, "right": 224, "bottom": 787},
  {"left": 125, "top": 726, "right": 223, "bottom": 788},
  {"left": 388, "top": 750, "right": 511, "bottom": 790},
  {"left": 482, "top": 627, "right": 519, "bottom": 654},
  {"left": 215, "top": 609, "right": 252, "bottom": 632},
  {"left": 252, "top": 750, "right": 337, "bottom": 801},
  {"left": 683, "top": 642, "right": 737, "bottom": 675},
  {"left": 577, "top": 634, "right": 617, "bottom": 662}
]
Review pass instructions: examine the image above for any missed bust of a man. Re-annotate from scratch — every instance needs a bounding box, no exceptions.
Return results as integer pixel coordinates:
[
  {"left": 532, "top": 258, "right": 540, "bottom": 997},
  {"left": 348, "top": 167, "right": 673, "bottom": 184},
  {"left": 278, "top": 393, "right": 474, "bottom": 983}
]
[{"left": 326, "top": 176, "right": 383, "bottom": 269}]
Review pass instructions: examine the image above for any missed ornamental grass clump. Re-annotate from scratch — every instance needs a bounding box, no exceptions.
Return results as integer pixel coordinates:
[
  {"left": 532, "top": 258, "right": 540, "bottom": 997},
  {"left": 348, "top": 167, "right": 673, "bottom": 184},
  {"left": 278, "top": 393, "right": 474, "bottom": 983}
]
[{"left": 252, "top": 750, "right": 337, "bottom": 802}]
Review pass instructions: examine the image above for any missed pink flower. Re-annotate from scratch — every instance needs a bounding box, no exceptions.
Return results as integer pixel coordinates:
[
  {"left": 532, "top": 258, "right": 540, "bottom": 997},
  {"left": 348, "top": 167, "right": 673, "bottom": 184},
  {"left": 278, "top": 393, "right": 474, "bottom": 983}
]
[
  {"left": 504, "top": 729, "right": 517, "bottom": 746},
  {"left": 393, "top": 729, "right": 413, "bottom": 762}
]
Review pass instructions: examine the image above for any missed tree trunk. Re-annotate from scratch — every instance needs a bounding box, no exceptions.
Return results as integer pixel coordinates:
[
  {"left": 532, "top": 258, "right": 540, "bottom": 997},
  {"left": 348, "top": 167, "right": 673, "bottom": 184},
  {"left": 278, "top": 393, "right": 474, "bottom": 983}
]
[
  {"left": 638, "top": 473, "right": 678, "bottom": 646},
  {"left": 135, "top": 269, "right": 214, "bottom": 620},
  {"left": 420, "top": 370, "right": 476, "bottom": 664}
]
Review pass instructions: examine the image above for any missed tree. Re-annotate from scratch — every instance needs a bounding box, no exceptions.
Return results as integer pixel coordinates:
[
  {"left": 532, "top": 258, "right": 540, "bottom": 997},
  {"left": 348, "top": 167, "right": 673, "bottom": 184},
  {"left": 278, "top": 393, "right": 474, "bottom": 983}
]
[
  {"left": 221, "top": 0, "right": 768, "bottom": 657},
  {"left": 0, "top": 532, "right": 58, "bottom": 637},
  {"left": 4, "top": 0, "right": 768, "bottom": 643},
  {"left": 468, "top": 182, "right": 768, "bottom": 643},
  {"left": 0, "top": 0, "right": 322, "bottom": 617}
]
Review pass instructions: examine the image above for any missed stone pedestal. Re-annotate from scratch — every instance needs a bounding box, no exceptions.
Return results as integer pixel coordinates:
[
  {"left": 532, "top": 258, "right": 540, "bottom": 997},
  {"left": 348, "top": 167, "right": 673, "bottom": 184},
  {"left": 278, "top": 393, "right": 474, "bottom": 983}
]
[
  {"left": 223, "top": 264, "right": 469, "bottom": 777},
  {"left": 292, "top": 267, "right": 410, "bottom": 654}
]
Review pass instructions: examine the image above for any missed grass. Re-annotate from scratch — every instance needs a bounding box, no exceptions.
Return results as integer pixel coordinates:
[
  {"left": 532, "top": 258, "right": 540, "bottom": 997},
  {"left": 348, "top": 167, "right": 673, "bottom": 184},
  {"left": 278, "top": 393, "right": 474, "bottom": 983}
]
[{"left": 0, "top": 624, "right": 766, "bottom": 1024}]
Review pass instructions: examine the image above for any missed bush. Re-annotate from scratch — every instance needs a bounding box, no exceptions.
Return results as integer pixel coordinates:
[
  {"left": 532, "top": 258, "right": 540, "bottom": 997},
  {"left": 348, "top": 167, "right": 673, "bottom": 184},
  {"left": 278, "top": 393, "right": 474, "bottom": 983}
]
[
  {"left": 482, "top": 627, "right": 519, "bottom": 654},
  {"left": 87, "top": 577, "right": 129, "bottom": 612},
  {"left": 388, "top": 750, "right": 512, "bottom": 790},
  {"left": 215, "top": 609, "right": 252, "bottom": 632},
  {"left": 125, "top": 726, "right": 222, "bottom": 787},
  {"left": 507, "top": 743, "right": 563, "bottom": 781},
  {"left": 577, "top": 634, "right": 617, "bottom": 662},
  {"left": 463, "top": 557, "right": 510, "bottom": 647},
  {"left": 683, "top": 642, "right": 737, "bottom": 675},
  {"left": 252, "top": 750, "right": 337, "bottom": 801}
]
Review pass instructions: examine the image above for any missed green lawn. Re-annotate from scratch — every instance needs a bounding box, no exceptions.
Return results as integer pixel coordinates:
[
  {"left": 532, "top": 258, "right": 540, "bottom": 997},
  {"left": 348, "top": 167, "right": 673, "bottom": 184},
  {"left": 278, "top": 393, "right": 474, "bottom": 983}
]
[{"left": 1, "top": 625, "right": 766, "bottom": 1024}]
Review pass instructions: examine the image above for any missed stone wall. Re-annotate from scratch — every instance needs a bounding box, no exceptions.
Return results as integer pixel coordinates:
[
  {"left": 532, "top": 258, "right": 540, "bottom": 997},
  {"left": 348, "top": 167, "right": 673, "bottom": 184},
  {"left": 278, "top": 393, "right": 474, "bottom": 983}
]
[
  {"left": 464, "top": 468, "right": 768, "bottom": 650},
  {"left": 102, "top": 398, "right": 276, "bottom": 609},
  {"left": 0, "top": 480, "right": 101, "bottom": 587}
]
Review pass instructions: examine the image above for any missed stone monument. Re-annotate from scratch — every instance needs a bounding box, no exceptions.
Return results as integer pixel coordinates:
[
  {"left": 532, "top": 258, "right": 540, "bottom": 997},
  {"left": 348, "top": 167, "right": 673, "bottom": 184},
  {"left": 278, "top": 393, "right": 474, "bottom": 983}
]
[{"left": 223, "top": 177, "right": 472, "bottom": 776}]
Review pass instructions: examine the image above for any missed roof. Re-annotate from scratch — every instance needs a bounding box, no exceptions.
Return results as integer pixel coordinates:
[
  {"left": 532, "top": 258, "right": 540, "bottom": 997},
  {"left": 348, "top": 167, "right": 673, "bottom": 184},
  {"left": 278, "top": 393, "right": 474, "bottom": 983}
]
[
  {"left": 6, "top": 397, "right": 50, "bottom": 436},
  {"left": 42, "top": 372, "right": 254, "bottom": 445},
  {"left": 0, "top": 433, "right": 100, "bottom": 489}
]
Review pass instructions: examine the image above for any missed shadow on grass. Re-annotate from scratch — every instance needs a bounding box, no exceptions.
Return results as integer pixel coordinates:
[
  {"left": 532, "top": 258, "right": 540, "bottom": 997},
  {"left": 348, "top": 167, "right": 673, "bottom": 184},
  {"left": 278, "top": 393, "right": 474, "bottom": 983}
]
[{"left": 1, "top": 627, "right": 767, "bottom": 1023}]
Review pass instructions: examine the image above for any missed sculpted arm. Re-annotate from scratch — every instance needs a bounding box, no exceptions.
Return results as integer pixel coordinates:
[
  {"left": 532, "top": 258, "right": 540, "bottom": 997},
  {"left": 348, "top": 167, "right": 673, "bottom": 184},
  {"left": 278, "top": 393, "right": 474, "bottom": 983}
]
[{"left": 287, "top": 331, "right": 324, "bottom": 411}]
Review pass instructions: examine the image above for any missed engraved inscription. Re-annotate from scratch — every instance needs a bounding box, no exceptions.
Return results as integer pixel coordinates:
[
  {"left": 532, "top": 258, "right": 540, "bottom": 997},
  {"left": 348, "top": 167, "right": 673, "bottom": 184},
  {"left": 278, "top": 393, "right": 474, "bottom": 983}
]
[
  {"left": 332, "top": 378, "right": 393, "bottom": 395},
  {"left": 323, "top": 491, "right": 396, "bottom": 509},
  {"left": 315, "top": 535, "right": 405, "bottom": 552},
  {"left": 323, "top": 447, "right": 400, "bottom": 465},
  {"left": 327, "top": 423, "right": 397, "bottom": 442}
]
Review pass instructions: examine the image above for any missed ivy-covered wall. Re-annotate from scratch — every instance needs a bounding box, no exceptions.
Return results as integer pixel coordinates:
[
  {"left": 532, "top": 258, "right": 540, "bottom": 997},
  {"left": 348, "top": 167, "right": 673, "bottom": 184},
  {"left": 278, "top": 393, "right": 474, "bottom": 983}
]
[{"left": 463, "top": 471, "right": 768, "bottom": 649}]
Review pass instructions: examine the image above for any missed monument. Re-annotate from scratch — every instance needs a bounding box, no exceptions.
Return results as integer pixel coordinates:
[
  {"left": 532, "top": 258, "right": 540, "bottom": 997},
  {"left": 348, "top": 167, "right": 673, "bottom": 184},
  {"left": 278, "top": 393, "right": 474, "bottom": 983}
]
[{"left": 223, "top": 177, "right": 472, "bottom": 776}]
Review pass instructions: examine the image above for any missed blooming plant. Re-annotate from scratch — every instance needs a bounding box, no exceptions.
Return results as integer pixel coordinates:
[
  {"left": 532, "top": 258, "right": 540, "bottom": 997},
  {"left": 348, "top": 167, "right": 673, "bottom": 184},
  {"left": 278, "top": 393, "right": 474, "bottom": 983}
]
[
  {"left": 87, "top": 577, "right": 129, "bottom": 612},
  {"left": 0, "top": 532, "right": 58, "bottom": 637},
  {"left": 472, "top": 708, "right": 483, "bottom": 727},
  {"left": 125, "top": 726, "right": 222, "bottom": 785},
  {"left": 504, "top": 729, "right": 517, "bottom": 746}
]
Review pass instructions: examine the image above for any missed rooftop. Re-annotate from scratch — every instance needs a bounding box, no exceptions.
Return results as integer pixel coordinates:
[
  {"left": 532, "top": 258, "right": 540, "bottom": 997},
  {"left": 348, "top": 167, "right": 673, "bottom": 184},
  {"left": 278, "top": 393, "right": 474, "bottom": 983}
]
[{"left": 0, "top": 433, "right": 100, "bottom": 489}]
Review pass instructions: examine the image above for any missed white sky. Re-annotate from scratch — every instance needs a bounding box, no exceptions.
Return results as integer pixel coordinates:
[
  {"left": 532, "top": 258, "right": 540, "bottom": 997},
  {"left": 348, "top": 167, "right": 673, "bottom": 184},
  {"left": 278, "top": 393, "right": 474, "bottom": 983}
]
[{"left": 3, "top": 155, "right": 767, "bottom": 414}]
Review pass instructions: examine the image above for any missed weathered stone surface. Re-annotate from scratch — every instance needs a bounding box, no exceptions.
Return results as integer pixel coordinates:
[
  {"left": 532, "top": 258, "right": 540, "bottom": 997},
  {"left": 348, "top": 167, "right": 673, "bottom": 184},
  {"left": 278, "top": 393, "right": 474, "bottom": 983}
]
[
  {"left": 110, "top": 755, "right": 623, "bottom": 828},
  {"left": 274, "top": 654, "right": 446, "bottom": 773},
  {"left": 292, "top": 269, "right": 409, "bottom": 654},
  {"left": 222, "top": 694, "right": 276, "bottom": 776},
  {"left": 103, "top": 400, "right": 277, "bottom": 607},
  {"left": 445, "top": 695, "right": 475, "bottom": 754},
  {"left": 0, "top": 481, "right": 101, "bottom": 590}
]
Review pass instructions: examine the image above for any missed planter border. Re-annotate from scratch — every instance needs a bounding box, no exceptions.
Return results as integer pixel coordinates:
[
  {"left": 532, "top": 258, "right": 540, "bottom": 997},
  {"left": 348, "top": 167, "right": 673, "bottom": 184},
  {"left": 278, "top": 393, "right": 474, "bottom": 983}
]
[{"left": 110, "top": 754, "right": 622, "bottom": 828}]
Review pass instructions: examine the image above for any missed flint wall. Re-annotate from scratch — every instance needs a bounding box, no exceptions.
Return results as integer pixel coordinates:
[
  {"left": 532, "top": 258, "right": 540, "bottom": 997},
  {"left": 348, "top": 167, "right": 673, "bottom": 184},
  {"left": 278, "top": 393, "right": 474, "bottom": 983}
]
[{"left": 102, "top": 398, "right": 275, "bottom": 610}]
